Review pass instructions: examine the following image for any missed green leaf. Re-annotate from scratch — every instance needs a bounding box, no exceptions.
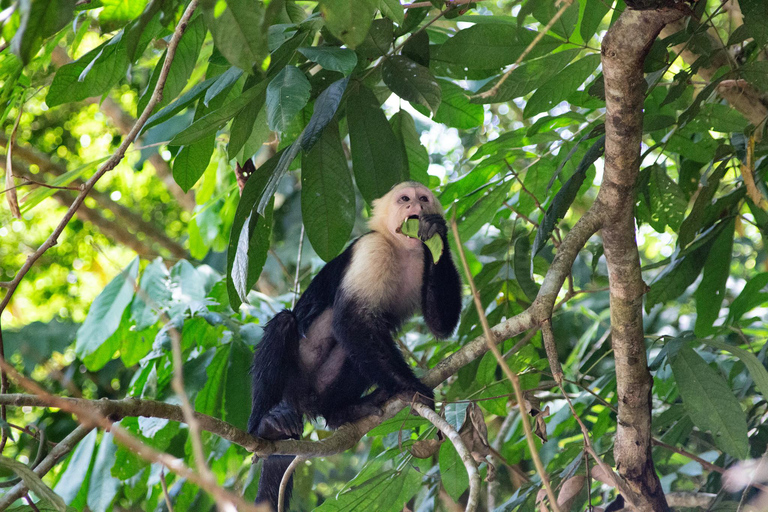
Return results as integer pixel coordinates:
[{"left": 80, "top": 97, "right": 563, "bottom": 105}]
[
  {"left": 140, "top": 75, "right": 219, "bottom": 133},
  {"left": 379, "top": 0, "right": 404, "bottom": 25},
  {"left": 514, "top": 234, "right": 539, "bottom": 301},
  {"left": 301, "top": 77, "right": 349, "bottom": 152},
  {"left": 678, "top": 163, "right": 727, "bottom": 247},
  {"left": 694, "top": 219, "right": 734, "bottom": 336},
  {"left": 444, "top": 402, "right": 469, "bottom": 431},
  {"left": 11, "top": 0, "right": 76, "bottom": 64},
  {"left": 647, "top": 164, "right": 687, "bottom": 232},
  {"left": 130, "top": 258, "right": 170, "bottom": 330},
  {"left": 701, "top": 339, "right": 768, "bottom": 403},
  {"left": 170, "top": 80, "right": 268, "bottom": 146},
  {"left": 437, "top": 24, "right": 560, "bottom": 70},
  {"left": 390, "top": 111, "right": 429, "bottom": 184},
  {"left": 728, "top": 272, "right": 768, "bottom": 324},
  {"left": 227, "top": 151, "right": 281, "bottom": 309},
  {"left": 524, "top": 54, "right": 601, "bottom": 117},
  {"left": 173, "top": 135, "right": 215, "bottom": 192},
  {"left": 298, "top": 47, "right": 358, "bottom": 75},
  {"left": 382, "top": 56, "right": 441, "bottom": 114},
  {"left": 224, "top": 338, "right": 253, "bottom": 430},
  {"left": 401, "top": 218, "right": 443, "bottom": 263},
  {"left": 433, "top": 79, "right": 482, "bottom": 129},
  {"left": 137, "top": 14, "right": 205, "bottom": 114},
  {"left": 347, "top": 84, "right": 405, "bottom": 204},
  {"left": 0, "top": 456, "right": 66, "bottom": 511},
  {"left": 301, "top": 120, "right": 355, "bottom": 262},
  {"left": 670, "top": 345, "right": 749, "bottom": 459},
  {"left": 741, "top": 0, "right": 768, "bottom": 49},
  {"left": 228, "top": 75, "right": 269, "bottom": 160},
  {"left": 76, "top": 258, "right": 139, "bottom": 369},
  {"left": 439, "top": 442, "right": 469, "bottom": 502},
  {"left": 195, "top": 345, "right": 229, "bottom": 416},
  {"left": 402, "top": 29, "right": 429, "bottom": 67},
  {"left": 458, "top": 183, "right": 509, "bottom": 241},
  {"left": 266, "top": 65, "right": 312, "bottom": 132},
  {"left": 580, "top": 0, "right": 612, "bottom": 42},
  {"left": 319, "top": 0, "right": 376, "bottom": 48},
  {"left": 86, "top": 432, "right": 121, "bottom": 512},
  {"left": 533, "top": 135, "right": 604, "bottom": 256},
  {"left": 202, "top": 0, "right": 268, "bottom": 72},
  {"left": 47, "top": 35, "right": 128, "bottom": 107}
]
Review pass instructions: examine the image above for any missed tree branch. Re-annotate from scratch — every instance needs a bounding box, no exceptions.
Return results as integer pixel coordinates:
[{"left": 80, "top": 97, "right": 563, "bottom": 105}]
[{"left": 598, "top": 7, "right": 685, "bottom": 511}]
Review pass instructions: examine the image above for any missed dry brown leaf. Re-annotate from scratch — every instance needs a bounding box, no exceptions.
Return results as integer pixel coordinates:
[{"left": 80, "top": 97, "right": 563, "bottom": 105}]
[{"left": 557, "top": 475, "right": 586, "bottom": 508}]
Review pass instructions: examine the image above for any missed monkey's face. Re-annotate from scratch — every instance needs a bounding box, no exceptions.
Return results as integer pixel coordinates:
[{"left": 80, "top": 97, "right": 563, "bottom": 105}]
[{"left": 382, "top": 184, "right": 440, "bottom": 249}]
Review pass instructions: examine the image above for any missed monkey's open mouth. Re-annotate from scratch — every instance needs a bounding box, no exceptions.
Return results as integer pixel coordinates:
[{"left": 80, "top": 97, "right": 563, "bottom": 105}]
[{"left": 407, "top": 215, "right": 419, "bottom": 220}]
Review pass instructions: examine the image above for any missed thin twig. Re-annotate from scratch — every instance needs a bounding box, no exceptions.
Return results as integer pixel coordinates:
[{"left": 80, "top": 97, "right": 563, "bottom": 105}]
[
  {"left": 4, "top": 100, "right": 22, "bottom": 218},
  {"left": 450, "top": 218, "right": 560, "bottom": 511},
  {"left": 0, "top": 358, "right": 259, "bottom": 511},
  {"left": 292, "top": 225, "right": 305, "bottom": 309},
  {"left": 277, "top": 456, "right": 305, "bottom": 512},
  {"left": 0, "top": 0, "right": 199, "bottom": 315},
  {"left": 472, "top": 0, "right": 576, "bottom": 100},
  {"left": 160, "top": 469, "right": 174, "bottom": 512},
  {"left": 412, "top": 402, "right": 480, "bottom": 512}
]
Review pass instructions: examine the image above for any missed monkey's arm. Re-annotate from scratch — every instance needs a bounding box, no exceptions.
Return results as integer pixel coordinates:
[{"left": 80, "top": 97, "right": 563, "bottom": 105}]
[
  {"left": 420, "top": 216, "right": 462, "bottom": 338},
  {"left": 332, "top": 296, "right": 434, "bottom": 405}
]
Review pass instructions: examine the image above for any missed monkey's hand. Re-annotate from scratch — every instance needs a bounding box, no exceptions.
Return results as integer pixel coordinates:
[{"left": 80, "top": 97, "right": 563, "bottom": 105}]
[
  {"left": 418, "top": 213, "right": 447, "bottom": 242},
  {"left": 398, "top": 383, "right": 435, "bottom": 410}
]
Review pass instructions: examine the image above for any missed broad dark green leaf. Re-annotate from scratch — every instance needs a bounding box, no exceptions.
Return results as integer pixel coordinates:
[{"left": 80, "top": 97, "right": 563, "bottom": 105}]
[
  {"left": 301, "top": 77, "right": 349, "bottom": 151},
  {"left": 224, "top": 338, "right": 253, "bottom": 430},
  {"left": 740, "top": 0, "right": 768, "bottom": 49},
  {"left": 694, "top": 218, "right": 734, "bottom": 336},
  {"left": 227, "top": 151, "right": 282, "bottom": 309},
  {"left": 319, "top": 0, "right": 376, "bottom": 48},
  {"left": 141, "top": 75, "right": 220, "bottom": 133},
  {"left": 728, "top": 272, "right": 768, "bottom": 324},
  {"left": 169, "top": 81, "right": 268, "bottom": 146},
  {"left": 228, "top": 81, "right": 267, "bottom": 160},
  {"left": 671, "top": 345, "right": 749, "bottom": 459},
  {"left": 382, "top": 56, "right": 441, "bottom": 114},
  {"left": 439, "top": 442, "right": 469, "bottom": 502},
  {"left": 533, "top": 135, "right": 604, "bottom": 257},
  {"left": 437, "top": 24, "right": 560, "bottom": 70},
  {"left": 647, "top": 164, "right": 687, "bottom": 233},
  {"left": 431, "top": 79, "right": 482, "bottom": 129},
  {"left": 298, "top": 47, "right": 358, "bottom": 75},
  {"left": 173, "top": 135, "right": 214, "bottom": 192},
  {"left": 302, "top": 121, "right": 355, "bottom": 261},
  {"left": 740, "top": 61, "right": 768, "bottom": 93},
  {"left": 390, "top": 111, "right": 429, "bottom": 184},
  {"left": 379, "top": 0, "right": 404, "bottom": 25},
  {"left": 202, "top": 0, "right": 268, "bottom": 72},
  {"left": 347, "top": 84, "right": 405, "bottom": 204},
  {"left": 137, "top": 14, "right": 205, "bottom": 114},
  {"left": 524, "top": 54, "right": 601, "bottom": 117},
  {"left": 472, "top": 50, "right": 577, "bottom": 104},
  {"left": 580, "top": 0, "right": 612, "bottom": 42},
  {"left": 402, "top": 29, "right": 429, "bottom": 67},
  {"left": 204, "top": 67, "right": 244, "bottom": 107},
  {"left": 702, "top": 339, "right": 768, "bottom": 402},
  {"left": 12, "top": 0, "right": 76, "bottom": 64},
  {"left": 316, "top": 467, "right": 421, "bottom": 512},
  {"left": 458, "top": 183, "right": 509, "bottom": 241},
  {"left": 76, "top": 257, "right": 139, "bottom": 369},
  {"left": 514, "top": 234, "right": 539, "bottom": 301},
  {"left": 256, "top": 138, "right": 303, "bottom": 214},
  {"left": 678, "top": 162, "right": 727, "bottom": 247},
  {"left": 130, "top": 258, "right": 170, "bottom": 330},
  {"left": 266, "top": 65, "right": 312, "bottom": 132},
  {"left": 195, "top": 345, "right": 229, "bottom": 417}
]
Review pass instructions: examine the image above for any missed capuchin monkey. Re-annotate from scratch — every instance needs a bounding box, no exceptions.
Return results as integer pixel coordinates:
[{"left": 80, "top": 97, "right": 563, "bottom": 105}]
[{"left": 247, "top": 181, "right": 462, "bottom": 510}]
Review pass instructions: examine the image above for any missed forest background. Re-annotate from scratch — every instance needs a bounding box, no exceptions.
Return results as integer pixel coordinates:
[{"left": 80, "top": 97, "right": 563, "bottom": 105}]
[{"left": 1, "top": 0, "right": 768, "bottom": 510}]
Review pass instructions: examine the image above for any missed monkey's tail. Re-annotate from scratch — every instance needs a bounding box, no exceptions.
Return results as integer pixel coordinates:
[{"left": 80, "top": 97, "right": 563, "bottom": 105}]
[
  {"left": 247, "top": 309, "right": 300, "bottom": 435},
  {"left": 255, "top": 455, "right": 295, "bottom": 510}
]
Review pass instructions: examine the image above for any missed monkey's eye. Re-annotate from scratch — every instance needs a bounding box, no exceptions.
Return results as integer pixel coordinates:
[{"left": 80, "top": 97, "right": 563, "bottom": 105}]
[
  {"left": 419, "top": 195, "right": 429, "bottom": 202},
  {"left": 400, "top": 195, "right": 410, "bottom": 202}
]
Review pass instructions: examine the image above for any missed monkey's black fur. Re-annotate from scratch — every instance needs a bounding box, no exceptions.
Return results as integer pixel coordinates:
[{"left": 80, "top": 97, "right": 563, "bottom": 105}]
[{"left": 248, "top": 213, "right": 461, "bottom": 510}]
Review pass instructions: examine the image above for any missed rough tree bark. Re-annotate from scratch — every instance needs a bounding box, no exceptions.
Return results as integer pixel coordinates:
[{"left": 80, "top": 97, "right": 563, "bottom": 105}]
[{"left": 597, "top": 7, "right": 685, "bottom": 511}]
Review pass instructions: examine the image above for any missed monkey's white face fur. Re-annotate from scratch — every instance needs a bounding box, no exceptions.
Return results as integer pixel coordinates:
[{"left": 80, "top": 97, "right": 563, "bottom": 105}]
[{"left": 369, "top": 181, "right": 442, "bottom": 250}]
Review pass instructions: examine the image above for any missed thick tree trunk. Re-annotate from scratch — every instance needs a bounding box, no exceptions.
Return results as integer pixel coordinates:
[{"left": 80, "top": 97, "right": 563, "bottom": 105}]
[{"left": 597, "top": 7, "right": 685, "bottom": 511}]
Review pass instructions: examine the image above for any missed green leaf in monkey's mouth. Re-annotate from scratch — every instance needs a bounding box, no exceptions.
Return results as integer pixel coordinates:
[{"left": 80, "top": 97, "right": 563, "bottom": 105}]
[{"left": 400, "top": 218, "right": 443, "bottom": 264}]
